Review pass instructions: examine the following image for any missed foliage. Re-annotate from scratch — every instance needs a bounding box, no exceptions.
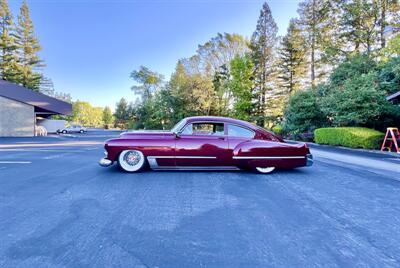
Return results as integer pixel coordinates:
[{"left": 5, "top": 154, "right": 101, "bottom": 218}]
[
  {"left": 322, "top": 72, "right": 390, "bottom": 127},
  {"left": 130, "top": 66, "right": 164, "bottom": 102},
  {"left": 378, "top": 56, "right": 400, "bottom": 95},
  {"left": 277, "top": 19, "right": 307, "bottom": 93},
  {"left": 314, "top": 127, "right": 385, "bottom": 149},
  {"left": 250, "top": 2, "right": 278, "bottom": 126},
  {"left": 14, "top": 0, "right": 43, "bottom": 91},
  {"left": 71, "top": 101, "right": 103, "bottom": 127},
  {"left": 381, "top": 35, "right": 400, "bottom": 59},
  {"left": 102, "top": 106, "right": 114, "bottom": 126},
  {"left": 114, "top": 98, "right": 131, "bottom": 128},
  {"left": 229, "top": 54, "right": 254, "bottom": 121},
  {"left": 283, "top": 89, "right": 325, "bottom": 134},
  {"left": 0, "top": 0, "right": 18, "bottom": 82},
  {"left": 271, "top": 124, "right": 283, "bottom": 135}
]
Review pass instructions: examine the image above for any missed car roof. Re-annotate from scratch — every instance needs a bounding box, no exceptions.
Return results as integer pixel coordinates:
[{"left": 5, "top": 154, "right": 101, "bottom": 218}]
[{"left": 185, "top": 116, "right": 260, "bottom": 131}]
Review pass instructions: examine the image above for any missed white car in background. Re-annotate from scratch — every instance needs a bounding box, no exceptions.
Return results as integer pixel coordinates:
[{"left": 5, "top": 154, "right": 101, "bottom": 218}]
[{"left": 58, "top": 124, "right": 87, "bottom": 134}]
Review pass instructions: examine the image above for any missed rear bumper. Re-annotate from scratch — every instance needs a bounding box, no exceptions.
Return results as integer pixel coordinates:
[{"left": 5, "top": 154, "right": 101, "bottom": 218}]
[
  {"left": 306, "top": 154, "right": 313, "bottom": 166},
  {"left": 99, "top": 158, "right": 113, "bottom": 167}
]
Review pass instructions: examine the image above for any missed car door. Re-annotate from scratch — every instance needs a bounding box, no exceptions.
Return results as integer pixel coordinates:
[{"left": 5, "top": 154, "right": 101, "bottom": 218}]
[{"left": 174, "top": 121, "right": 230, "bottom": 166}]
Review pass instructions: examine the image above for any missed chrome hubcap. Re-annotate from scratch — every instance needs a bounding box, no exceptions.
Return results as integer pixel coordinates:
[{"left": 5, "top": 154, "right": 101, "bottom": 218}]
[{"left": 124, "top": 151, "right": 140, "bottom": 166}]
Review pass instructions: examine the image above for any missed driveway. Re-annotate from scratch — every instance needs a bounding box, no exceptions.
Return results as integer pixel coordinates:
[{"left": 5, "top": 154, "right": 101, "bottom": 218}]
[{"left": 1, "top": 130, "right": 400, "bottom": 267}]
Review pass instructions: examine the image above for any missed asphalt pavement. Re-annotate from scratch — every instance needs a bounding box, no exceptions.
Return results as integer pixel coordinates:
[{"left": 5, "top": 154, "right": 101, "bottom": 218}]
[{"left": 1, "top": 130, "right": 400, "bottom": 268}]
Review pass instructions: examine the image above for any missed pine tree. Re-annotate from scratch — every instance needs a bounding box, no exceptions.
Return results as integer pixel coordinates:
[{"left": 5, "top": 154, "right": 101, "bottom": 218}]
[
  {"left": 278, "top": 19, "right": 307, "bottom": 94},
  {"left": 14, "top": 0, "right": 43, "bottom": 91},
  {"left": 339, "top": 0, "right": 380, "bottom": 54},
  {"left": 298, "top": 0, "right": 333, "bottom": 87},
  {"left": 0, "top": 0, "right": 18, "bottom": 82},
  {"left": 250, "top": 2, "right": 278, "bottom": 127}
]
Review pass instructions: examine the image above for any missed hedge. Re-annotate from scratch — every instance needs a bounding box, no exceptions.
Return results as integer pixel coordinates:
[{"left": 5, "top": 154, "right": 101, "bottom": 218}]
[{"left": 314, "top": 127, "right": 385, "bottom": 149}]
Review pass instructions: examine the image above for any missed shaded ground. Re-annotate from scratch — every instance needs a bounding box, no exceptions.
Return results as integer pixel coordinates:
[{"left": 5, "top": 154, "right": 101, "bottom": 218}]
[{"left": 1, "top": 130, "right": 400, "bottom": 268}]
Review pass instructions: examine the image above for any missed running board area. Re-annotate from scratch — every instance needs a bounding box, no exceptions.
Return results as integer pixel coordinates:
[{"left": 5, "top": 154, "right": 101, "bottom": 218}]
[{"left": 147, "top": 156, "right": 240, "bottom": 171}]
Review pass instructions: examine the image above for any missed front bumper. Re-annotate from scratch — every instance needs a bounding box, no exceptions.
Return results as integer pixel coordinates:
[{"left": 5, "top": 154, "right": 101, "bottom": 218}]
[
  {"left": 99, "top": 158, "right": 113, "bottom": 167},
  {"left": 306, "top": 154, "right": 313, "bottom": 166}
]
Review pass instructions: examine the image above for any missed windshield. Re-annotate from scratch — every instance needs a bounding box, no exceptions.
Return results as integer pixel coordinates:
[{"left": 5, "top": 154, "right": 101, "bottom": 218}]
[{"left": 171, "top": 119, "right": 186, "bottom": 133}]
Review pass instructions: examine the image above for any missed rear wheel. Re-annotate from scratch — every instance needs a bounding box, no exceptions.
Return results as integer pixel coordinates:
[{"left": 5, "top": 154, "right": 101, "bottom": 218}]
[
  {"left": 255, "top": 167, "right": 275, "bottom": 174},
  {"left": 118, "top": 150, "right": 146, "bottom": 172},
  {"left": 62, "top": 130, "right": 67, "bottom": 134},
  {"left": 79, "top": 130, "right": 84, "bottom": 133}
]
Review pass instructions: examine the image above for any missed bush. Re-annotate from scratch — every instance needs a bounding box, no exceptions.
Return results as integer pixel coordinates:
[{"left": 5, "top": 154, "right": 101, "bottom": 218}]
[
  {"left": 314, "top": 127, "right": 385, "bottom": 149},
  {"left": 283, "top": 89, "right": 325, "bottom": 135},
  {"left": 271, "top": 124, "right": 283, "bottom": 135}
]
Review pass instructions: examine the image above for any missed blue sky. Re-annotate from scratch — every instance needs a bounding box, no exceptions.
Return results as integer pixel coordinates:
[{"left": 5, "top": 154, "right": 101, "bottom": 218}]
[{"left": 9, "top": 0, "right": 301, "bottom": 109}]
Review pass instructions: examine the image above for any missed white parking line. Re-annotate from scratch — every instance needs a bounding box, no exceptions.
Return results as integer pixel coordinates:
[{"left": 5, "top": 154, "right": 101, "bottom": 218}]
[{"left": 0, "top": 161, "right": 31, "bottom": 164}]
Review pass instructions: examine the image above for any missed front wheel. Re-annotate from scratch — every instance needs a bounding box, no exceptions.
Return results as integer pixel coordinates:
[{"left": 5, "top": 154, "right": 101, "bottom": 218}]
[
  {"left": 118, "top": 150, "right": 146, "bottom": 172},
  {"left": 62, "top": 130, "right": 67, "bottom": 134},
  {"left": 255, "top": 167, "right": 275, "bottom": 174}
]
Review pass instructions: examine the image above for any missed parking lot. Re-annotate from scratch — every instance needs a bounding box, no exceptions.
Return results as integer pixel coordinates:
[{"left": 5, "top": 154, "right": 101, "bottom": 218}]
[{"left": 1, "top": 130, "right": 400, "bottom": 267}]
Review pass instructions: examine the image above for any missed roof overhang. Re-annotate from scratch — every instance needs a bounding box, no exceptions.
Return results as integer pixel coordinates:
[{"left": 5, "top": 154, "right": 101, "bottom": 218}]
[
  {"left": 0, "top": 80, "right": 72, "bottom": 116},
  {"left": 387, "top": 91, "right": 400, "bottom": 102}
]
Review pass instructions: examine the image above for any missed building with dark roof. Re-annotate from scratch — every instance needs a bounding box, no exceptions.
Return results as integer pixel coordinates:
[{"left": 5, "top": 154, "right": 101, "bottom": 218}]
[{"left": 0, "top": 80, "right": 72, "bottom": 136}]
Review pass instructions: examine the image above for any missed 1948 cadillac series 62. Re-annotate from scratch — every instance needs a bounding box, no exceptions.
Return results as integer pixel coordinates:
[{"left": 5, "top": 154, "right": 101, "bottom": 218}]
[{"left": 99, "top": 116, "right": 313, "bottom": 173}]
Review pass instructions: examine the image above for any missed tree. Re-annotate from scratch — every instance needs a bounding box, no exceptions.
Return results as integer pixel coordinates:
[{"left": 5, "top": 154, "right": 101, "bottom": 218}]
[
  {"left": 378, "top": 0, "right": 400, "bottom": 49},
  {"left": 283, "top": 89, "right": 325, "bottom": 134},
  {"left": 339, "top": 0, "right": 380, "bottom": 55},
  {"left": 102, "top": 106, "right": 114, "bottom": 126},
  {"left": 321, "top": 72, "right": 391, "bottom": 127},
  {"left": 250, "top": 2, "right": 278, "bottom": 126},
  {"left": 14, "top": 0, "right": 43, "bottom": 91},
  {"left": 130, "top": 66, "right": 164, "bottom": 102},
  {"left": 278, "top": 19, "right": 307, "bottom": 93},
  {"left": 0, "top": 0, "right": 18, "bottom": 82},
  {"left": 114, "top": 97, "right": 130, "bottom": 128},
  {"left": 229, "top": 54, "right": 254, "bottom": 121},
  {"left": 298, "top": 0, "right": 333, "bottom": 87}
]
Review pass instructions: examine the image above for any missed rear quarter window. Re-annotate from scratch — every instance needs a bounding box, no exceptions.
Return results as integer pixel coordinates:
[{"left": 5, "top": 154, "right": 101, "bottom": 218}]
[{"left": 228, "top": 124, "right": 255, "bottom": 138}]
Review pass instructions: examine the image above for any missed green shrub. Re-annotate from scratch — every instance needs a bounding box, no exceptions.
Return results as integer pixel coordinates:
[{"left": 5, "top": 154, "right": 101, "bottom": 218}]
[
  {"left": 271, "top": 124, "right": 283, "bottom": 135},
  {"left": 314, "top": 127, "right": 385, "bottom": 149}
]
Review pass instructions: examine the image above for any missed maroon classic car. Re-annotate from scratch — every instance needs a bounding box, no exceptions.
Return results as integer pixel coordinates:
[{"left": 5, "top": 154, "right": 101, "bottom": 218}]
[{"left": 99, "top": 116, "right": 313, "bottom": 174}]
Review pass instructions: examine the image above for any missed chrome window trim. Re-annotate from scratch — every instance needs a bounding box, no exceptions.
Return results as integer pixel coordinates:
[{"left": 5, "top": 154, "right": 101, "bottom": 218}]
[{"left": 178, "top": 121, "right": 227, "bottom": 136}]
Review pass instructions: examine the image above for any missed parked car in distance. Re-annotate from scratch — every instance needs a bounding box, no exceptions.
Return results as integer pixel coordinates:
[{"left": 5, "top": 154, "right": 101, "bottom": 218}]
[
  {"left": 58, "top": 124, "right": 87, "bottom": 134},
  {"left": 99, "top": 116, "right": 313, "bottom": 174}
]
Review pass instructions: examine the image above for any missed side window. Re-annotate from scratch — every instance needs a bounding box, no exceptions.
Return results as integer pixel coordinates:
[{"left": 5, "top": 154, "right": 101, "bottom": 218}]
[
  {"left": 182, "top": 123, "right": 224, "bottom": 136},
  {"left": 228, "top": 124, "right": 254, "bottom": 138}
]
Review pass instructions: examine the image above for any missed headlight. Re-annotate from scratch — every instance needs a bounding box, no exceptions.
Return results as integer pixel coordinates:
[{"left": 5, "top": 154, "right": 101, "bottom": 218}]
[{"left": 104, "top": 151, "right": 108, "bottom": 157}]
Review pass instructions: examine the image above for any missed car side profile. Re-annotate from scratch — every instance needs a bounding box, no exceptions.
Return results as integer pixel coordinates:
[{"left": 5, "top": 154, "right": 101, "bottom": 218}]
[
  {"left": 99, "top": 116, "right": 313, "bottom": 174},
  {"left": 58, "top": 124, "right": 87, "bottom": 134}
]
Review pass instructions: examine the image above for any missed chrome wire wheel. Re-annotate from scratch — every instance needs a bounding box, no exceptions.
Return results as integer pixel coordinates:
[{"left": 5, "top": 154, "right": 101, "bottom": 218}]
[
  {"left": 118, "top": 150, "right": 145, "bottom": 172},
  {"left": 255, "top": 167, "right": 275, "bottom": 174}
]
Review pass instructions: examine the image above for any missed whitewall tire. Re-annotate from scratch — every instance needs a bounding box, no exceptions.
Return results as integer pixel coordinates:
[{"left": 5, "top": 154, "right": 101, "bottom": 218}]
[
  {"left": 118, "top": 150, "right": 145, "bottom": 172},
  {"left": 255, "top": 167, "right": 275, "bottom": 174}
]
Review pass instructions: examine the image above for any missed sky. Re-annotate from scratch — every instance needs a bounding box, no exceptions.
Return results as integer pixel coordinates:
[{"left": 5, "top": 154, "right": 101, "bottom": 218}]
[{"left": 9, "top": 0, "right": 301, "bottom": 109}]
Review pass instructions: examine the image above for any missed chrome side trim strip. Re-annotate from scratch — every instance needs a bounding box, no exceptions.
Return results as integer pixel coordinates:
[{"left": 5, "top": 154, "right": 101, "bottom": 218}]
[
  {"left": 151, "top": 166, "right": 241, "bottom": 171},
  {"left": 148, "top": 156, "right": 217, "bottom": 159},
  {"left": 233, "top": 156, "right": 306, "bottom": 160}
]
